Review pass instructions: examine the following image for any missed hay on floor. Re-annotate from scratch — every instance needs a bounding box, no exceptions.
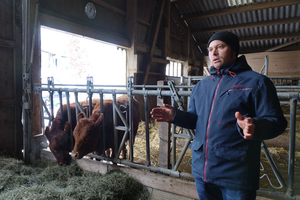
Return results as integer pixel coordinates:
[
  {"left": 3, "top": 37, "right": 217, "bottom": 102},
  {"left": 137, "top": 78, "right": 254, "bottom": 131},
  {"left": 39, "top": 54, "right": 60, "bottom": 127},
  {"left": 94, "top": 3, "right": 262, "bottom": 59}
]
[{"left": 0, "top": 153, "right": 151, "bottom": 200}]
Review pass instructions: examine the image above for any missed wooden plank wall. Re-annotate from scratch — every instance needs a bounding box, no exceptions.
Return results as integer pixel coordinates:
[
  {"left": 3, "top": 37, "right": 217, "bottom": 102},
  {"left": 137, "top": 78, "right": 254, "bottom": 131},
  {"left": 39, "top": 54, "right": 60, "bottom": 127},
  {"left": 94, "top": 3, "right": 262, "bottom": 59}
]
[
  {"left": 0, "top": 0, "right": 23, "bottom": 158},
  {"left": 204, "top": 50, "right": 300, "bottom": 75}
]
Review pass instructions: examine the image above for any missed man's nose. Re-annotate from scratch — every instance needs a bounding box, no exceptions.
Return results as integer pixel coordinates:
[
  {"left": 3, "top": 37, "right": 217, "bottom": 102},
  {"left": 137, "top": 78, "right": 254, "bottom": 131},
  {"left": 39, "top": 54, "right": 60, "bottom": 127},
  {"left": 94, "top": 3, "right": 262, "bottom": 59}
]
[{"left": 212, "top": 48, "right": 218, "bottom": 55}]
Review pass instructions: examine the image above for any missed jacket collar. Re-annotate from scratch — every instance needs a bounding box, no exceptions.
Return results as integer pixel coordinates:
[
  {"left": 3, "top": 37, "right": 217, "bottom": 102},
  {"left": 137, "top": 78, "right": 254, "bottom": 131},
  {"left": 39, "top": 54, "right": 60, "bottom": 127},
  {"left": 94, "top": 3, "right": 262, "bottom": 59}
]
[{"left": 209, "top": 55, "right": 252, "bottom": 76}]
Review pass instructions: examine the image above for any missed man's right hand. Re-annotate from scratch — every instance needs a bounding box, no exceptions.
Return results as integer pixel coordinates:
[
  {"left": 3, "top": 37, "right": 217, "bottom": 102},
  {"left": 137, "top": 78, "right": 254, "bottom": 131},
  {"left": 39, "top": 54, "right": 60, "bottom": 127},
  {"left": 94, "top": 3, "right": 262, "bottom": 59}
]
[{"left": 150, "top": 104, "right": 175, "bottom": 122}]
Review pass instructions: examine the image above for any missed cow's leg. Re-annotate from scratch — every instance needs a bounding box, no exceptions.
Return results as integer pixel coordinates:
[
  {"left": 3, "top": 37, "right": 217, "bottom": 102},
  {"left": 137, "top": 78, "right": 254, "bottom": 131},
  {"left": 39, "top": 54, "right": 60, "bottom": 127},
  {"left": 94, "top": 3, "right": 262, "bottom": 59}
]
[{"left": 105, "top": 148, "right": 112, "bottom": 157}]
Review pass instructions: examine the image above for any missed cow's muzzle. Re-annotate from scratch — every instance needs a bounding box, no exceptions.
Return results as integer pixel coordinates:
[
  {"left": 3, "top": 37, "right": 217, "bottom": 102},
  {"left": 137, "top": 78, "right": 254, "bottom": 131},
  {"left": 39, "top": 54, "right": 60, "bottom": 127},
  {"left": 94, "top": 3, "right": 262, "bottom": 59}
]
[{"left": 71, "top": 151, "right": 79, "bottom": 159}]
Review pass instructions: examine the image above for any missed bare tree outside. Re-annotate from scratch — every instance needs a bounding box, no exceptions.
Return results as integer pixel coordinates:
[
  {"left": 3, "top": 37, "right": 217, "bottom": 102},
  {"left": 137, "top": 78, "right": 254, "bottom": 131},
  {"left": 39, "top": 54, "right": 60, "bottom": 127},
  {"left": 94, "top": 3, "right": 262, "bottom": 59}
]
[{"left": 67, "top": 35, "right": 91, "bottom": 79}]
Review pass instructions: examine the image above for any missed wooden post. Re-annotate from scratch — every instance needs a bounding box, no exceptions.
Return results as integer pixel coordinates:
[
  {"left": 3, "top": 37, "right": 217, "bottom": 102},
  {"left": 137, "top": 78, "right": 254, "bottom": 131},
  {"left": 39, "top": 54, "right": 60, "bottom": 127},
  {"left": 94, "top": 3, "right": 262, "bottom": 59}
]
[{"left": 157, "top": 81, "right": 171, "bottom": 168}]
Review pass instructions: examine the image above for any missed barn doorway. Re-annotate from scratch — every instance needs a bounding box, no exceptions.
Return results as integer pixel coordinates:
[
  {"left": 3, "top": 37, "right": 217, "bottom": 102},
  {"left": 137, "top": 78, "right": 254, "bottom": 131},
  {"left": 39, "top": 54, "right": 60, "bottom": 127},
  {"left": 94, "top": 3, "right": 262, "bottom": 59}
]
[{"left": 40, "top": 26, "right": 127, "bottom": 114}]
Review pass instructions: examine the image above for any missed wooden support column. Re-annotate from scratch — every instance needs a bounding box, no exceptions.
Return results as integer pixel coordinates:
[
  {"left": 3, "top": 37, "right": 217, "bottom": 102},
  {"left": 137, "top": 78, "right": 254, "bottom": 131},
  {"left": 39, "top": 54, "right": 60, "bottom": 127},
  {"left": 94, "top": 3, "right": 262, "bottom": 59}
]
[
  {"left": 164, "top": 0, "right": 171, "bottom": 58},
  {"left": 143, "top": 0, "right": 166, "bottom": 85},
  {"left": 126, "top": 0, "right": 137, "bottom": 78},
  {"left": 157, "top": 81, "right": 171, "bottom": 169}
]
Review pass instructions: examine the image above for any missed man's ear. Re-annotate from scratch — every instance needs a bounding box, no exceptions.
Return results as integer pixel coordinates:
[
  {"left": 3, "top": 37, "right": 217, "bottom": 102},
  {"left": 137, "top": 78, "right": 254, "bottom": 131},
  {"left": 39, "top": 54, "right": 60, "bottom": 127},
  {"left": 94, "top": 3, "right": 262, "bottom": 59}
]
[
  {"left": 64, "top": 121, "right": 71, "bottom": 132},
  {"left": 44, "top": 126, "right": 51, "bottom": 140},
  {"left": 77, "top": 112, "right": 85, "bottom": 122}
]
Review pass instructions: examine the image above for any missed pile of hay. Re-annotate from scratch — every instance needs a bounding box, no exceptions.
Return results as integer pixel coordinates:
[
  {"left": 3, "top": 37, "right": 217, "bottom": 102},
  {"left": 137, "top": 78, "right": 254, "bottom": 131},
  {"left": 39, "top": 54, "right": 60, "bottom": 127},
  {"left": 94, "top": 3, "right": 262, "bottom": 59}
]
[{"left": 0, "top": 154, "right": 151, "bottom": 200}]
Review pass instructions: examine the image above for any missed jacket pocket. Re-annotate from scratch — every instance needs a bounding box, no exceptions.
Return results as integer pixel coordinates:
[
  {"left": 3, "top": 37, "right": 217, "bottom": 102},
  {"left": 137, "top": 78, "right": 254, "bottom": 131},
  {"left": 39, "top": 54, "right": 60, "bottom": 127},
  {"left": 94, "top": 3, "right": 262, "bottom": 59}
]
[
  {"left": 189, "top": 140, "right": 203, "bottom": 151},
  {"left": 219, "top": 89, "right": 230, "bottom": 97},
  {"left": 213, "top": 145, "right": 247, "bottom": 162}
]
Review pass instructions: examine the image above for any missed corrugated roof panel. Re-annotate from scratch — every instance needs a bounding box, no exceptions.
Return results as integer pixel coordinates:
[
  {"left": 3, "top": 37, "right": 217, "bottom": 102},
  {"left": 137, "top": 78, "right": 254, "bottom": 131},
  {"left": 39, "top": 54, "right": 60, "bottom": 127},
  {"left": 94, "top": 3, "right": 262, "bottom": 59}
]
[{"left": 173, "top": 0, "right": 300, "bottom": 54}]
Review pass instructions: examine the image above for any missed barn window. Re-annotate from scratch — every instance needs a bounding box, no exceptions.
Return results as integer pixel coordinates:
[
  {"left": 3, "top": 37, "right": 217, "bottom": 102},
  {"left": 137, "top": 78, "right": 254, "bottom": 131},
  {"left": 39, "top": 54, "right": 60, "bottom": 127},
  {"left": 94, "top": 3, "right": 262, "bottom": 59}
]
[
  {"left": 166, "top": 60, "right": 182, "bottom": 77},
  {"left": 41, "top": 26, "right": 126, "bottom": 86},
  {"left": 40, "top": 26, "right": 126, "bottom": 114}
]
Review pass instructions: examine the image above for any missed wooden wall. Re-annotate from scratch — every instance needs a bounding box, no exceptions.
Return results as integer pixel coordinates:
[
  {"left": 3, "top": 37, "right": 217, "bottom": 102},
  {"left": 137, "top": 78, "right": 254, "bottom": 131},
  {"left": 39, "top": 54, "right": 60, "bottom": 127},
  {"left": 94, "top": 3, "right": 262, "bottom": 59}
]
[
  {"left": 204, "top": 50, "right": 300, "bottom": 76},
  {"left": 0, "top": 0, "right": 23, "bottom": 158}
]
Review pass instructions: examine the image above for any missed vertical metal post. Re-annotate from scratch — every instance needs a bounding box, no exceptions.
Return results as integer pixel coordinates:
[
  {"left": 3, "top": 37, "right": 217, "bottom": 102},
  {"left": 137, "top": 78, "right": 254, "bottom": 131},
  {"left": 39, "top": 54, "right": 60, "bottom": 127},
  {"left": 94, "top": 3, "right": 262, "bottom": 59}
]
[
  {"left": 128, "top": 77, "right": 134, "bottom": 161},
  {"left": 88, "top": 94, "right": 93, "bottom": 117},
  {"left": 171, "top": 97, "right": 176, "bottom": 169},
  {"left": 264, "top": 55, "right": 269, "bottom": 76},
  {"left": 286, "top": 98, "right": 297, "bottom": 197},
  {"left": 112, "top": 93, "right": 119, "bottom": 160},
  {"left": 47, "top": 77, "right": 54, "bottom": 125},
  {"left": 74, "top": 91, "right": 79, "bottom": 124},
  {"left": 99, "top": 92, "right": 105, "bottom": 156},
  {"left": 39, "top": 92, "right": 48, "bottom": 146},
  {"left": 87, "top": 76, "right": 93, "bottom": 117},
  {"left": 66, "top": 91, "right": 73, "bottom": 149},
  {"left": 39, "top": 92, "right": 45, "bottom": 130},
  {"left": 58, "top": 89, "right": 64, "bottom": 122},
  {"left": 144, "top": 88, "right": 151, "bottom": 166}
]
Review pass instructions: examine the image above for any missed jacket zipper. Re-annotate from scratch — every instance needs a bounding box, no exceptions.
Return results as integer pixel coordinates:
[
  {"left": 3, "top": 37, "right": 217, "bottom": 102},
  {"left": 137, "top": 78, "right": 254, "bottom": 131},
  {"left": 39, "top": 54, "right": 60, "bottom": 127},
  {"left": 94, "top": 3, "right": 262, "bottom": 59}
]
[{"left": 204, "top": 75, "right": 223, "bottom": 182}]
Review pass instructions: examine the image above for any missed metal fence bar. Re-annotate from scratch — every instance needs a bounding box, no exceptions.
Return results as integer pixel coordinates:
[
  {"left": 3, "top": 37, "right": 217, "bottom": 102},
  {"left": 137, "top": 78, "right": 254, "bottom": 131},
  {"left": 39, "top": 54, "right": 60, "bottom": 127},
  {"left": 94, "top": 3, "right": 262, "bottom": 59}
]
[
  {"left": 66, "top": 91, "right": 73, "bottom": 149},
  {"left": 287, "top": 98, "right": 297, "bottom": 197},
  {"left": 143, "top": 89, "right": 151, "bottom": 166},
  {"left": 112, "top": 93, "right": 119, "bottom": 162},
  {"left": 34, "top": 76, "right": 299, "bottom": 199}
]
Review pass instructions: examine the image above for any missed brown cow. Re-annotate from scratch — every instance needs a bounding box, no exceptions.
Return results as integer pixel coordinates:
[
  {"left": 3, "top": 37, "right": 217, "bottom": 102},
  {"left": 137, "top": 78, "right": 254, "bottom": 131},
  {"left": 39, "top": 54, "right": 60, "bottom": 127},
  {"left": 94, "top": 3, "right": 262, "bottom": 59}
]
[
  {"left": 71, "top": 95, "right": 140, "bottom": 160},
  {"left": 44, "top": 99, "right": 99, "bottom": 165}
]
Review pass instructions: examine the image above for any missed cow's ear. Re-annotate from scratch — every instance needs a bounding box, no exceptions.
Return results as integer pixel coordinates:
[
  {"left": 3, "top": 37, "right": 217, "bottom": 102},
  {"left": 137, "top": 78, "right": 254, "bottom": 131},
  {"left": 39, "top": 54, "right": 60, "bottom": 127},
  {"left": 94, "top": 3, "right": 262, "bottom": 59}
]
[
  {"left": 64, "top": 121, "right": 71, "bottom": 132},
  {"left": 44, "top": 126, "right": 51, "bottom": 140},
  {"left": 77, "top": 112, "right": 85, "bottom": 122},
  {"left": 95, "top": 113, "right": 104, "bottom": 126}
]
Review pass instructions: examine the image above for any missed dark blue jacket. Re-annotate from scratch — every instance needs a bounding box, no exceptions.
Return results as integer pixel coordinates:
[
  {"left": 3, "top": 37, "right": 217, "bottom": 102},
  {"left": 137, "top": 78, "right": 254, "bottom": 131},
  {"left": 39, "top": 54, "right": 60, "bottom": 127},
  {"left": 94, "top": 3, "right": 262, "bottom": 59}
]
[{"left": 171, "top": 55, "right": 287, "bottom": 191}]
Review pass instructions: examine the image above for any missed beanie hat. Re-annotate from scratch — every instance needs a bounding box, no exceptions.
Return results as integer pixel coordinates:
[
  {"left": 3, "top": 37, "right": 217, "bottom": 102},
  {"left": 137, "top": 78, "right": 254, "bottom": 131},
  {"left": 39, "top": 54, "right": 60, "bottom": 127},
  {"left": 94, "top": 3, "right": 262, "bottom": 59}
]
[{"left": 207, "top": 31, "right": 240, "bottom": 56}]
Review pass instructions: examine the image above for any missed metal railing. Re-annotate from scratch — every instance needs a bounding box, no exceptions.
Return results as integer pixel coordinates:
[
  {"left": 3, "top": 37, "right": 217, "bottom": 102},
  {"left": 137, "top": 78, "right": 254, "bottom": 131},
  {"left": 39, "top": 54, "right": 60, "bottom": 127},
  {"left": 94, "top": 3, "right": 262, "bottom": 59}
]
[{"left": 33, "top": 75, "right": 299, "bottom": 200}]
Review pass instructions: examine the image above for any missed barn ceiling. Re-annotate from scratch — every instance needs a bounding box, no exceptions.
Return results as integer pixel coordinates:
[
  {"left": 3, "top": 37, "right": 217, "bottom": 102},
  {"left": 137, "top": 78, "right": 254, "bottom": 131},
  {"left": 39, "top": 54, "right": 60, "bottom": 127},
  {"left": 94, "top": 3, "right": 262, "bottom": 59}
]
[{"left": 171, "top": 0, "right": 300, "bottom": 55}]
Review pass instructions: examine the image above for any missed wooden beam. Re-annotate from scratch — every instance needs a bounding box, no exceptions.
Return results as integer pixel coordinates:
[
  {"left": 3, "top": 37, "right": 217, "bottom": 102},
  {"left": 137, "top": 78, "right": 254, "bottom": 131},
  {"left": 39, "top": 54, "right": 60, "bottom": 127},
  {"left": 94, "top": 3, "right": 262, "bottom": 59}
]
[
  {"left": 171, "top": 0, "right": 198, "bottom": 3},
  {"left": 151, "top": 57, "right": 170, "bottom": 64},
  {"left": 265, "top": 38, "right": 300, "bottom": 52},
  {"left": 126, "top": 0, "right": 137, "bottom": 78},
  {"left": 39, "top": 12, "right": 130, "bottom": 48},
  {"left": 191, "top": 17, "right": 300, "bottom": 34},
  {"left": 164, "top": 1, "right": 171, "bottom": 58},
  {"left": 136, "top": 71, "right": 161, "bottom": 76},
  {"left": 143, "top": 0, "right": 166, "bottom": 85},
  {"left": 137, "top": 19, "right": 151, "bottom": 27},
  {"left": 240, "top": 46, "right": 300, "bottom": 54},
  {"left": 183, "top": 0, "right": 300, "bottom": 21},
  {"left": 240, "top": 33, "right": 300, "bottom": 43},
  {"left": 0, "top": 38, "right": 15, "bottom": 48},
  {"left": 199, "top": 33, "right": 300, "bottom": 46},
  {"left": 91, "top": 0, "right": 126, "bottom": 16},
  {"left": 136, "top": 43, "right": 163, "bottom": 56}
]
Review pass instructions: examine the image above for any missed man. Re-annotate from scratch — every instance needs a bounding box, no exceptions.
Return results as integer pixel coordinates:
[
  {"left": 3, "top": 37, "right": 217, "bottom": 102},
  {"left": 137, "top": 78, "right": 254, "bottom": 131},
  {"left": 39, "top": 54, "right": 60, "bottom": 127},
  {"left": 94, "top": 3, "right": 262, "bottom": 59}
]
[{"left": 150, "top": 31, "right": 287, "bottom": 200}]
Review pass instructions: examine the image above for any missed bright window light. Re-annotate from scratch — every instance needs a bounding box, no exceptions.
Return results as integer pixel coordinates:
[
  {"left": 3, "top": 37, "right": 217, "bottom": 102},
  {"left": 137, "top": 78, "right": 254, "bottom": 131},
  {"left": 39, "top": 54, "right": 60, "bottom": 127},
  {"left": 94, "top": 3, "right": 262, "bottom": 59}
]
[
  {"left": 40, "top": 26, "right": 126, "bottom": 115},
  {"left": 166, "top": 60, "right": 182, "bottom": 77}
]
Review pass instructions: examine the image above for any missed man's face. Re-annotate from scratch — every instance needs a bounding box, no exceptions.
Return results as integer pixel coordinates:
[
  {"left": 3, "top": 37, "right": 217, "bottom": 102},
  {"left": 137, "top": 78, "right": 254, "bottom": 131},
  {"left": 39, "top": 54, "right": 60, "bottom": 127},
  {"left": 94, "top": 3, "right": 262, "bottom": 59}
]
[{"left": 208, "top": 40, "right": 237, "bottom": 69}]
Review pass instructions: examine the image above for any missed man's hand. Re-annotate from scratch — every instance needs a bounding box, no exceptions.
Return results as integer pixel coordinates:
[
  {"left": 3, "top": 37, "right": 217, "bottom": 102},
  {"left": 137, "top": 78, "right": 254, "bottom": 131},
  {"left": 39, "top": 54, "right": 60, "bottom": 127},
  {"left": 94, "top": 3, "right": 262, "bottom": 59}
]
[
  {"left": 150, "top": 104, "right": 175, "bottom": 122},
  {"left": 235, "top": 112, "right": 255, "bottom": 140}
]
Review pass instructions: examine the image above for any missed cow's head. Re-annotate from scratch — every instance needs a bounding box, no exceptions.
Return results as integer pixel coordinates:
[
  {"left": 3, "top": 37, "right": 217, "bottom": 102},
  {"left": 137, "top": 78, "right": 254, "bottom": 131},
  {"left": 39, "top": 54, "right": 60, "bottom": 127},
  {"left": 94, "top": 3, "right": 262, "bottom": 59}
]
[
  {"left": 71, "top": 112, "right": 103, "bottom": 159},
  {"left": 45, "top": 121, "right": 72, "bottom": 165}
]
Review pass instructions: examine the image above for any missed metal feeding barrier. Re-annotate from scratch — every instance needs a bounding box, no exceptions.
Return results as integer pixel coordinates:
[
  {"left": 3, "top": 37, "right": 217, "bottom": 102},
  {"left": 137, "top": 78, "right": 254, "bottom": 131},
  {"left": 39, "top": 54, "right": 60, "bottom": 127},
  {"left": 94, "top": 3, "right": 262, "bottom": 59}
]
[{"left": 33, "top": 75, "right": 299, "bottom": 200}]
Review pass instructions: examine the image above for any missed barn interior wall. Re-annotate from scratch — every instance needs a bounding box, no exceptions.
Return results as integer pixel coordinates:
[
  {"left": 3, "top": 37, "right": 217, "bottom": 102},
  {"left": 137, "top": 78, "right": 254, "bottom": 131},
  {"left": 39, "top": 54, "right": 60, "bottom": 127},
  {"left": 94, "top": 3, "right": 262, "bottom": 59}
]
[
  {"left": 0, "top": 0, "right": 23, "bottom": 158},
  {"left": 2, "top": 0, "right": 204, "bottom": 156},
  {"left": 203, "top": 50, "right": 300, "bottom": 76}
]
